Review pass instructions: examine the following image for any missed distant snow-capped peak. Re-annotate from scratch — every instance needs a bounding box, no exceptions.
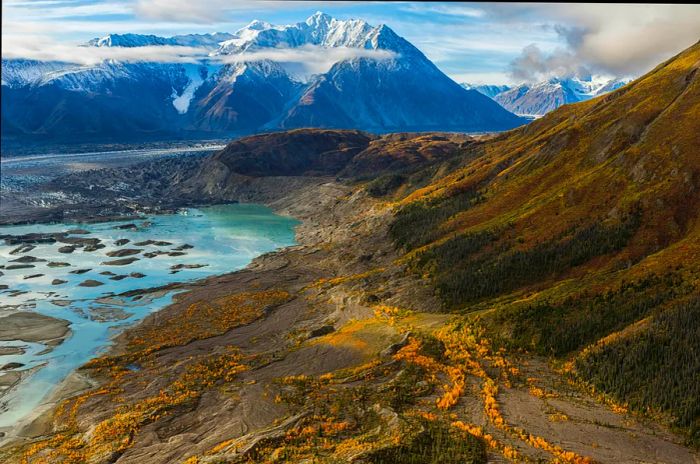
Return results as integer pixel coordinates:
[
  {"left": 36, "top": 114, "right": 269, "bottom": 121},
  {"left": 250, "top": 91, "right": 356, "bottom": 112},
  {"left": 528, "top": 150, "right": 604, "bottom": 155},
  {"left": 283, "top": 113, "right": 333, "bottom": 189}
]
[
  {"left": 464, "top": 75, "right": 633, "bottom": 117},
  {"left": 461, "top": 83, "right": 511, "bottom": 99},
  {"left": 533, "top": 75, "right": 631, "bottom": 98},
  {"left": 86, "top": 32, "right": 235, "bottom": 50}
]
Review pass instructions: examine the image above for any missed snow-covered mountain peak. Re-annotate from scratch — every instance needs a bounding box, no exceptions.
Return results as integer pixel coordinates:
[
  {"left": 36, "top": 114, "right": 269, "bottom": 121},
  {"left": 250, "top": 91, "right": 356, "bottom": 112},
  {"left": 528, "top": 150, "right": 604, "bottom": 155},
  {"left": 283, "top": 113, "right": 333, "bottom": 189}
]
[
  {"left": 305, "top": 11, "right": 333, "bottom": 28},
  {"left": 316, "top": 18, "right": 374, "bottom": 48},
  {"left": 461, "top": 84, "right": 511, "bottom": 99},
  {"left": 245, "top": 20, "right": 273, "bottom": 31},
  {"left": 215, "top": 12, "right": 412, "bottom": 56},
  {"left": 499, "top": 75, "right": 626, "bottom": 104}
]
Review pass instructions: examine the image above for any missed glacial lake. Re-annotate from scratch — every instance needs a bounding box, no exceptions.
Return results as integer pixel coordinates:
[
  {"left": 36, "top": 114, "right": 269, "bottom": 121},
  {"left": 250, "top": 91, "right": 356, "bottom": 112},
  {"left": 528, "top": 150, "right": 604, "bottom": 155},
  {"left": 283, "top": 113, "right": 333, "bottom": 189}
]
[{"left": 0, "top": 204, "right": 298, "bottom": 429}]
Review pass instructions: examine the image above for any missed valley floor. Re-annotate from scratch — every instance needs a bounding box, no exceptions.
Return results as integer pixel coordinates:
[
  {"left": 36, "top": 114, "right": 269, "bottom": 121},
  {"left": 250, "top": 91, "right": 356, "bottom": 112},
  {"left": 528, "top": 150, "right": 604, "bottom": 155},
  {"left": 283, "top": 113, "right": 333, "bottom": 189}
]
[{"left": 2, "top": 181, "right": 697, "bottom": 464}]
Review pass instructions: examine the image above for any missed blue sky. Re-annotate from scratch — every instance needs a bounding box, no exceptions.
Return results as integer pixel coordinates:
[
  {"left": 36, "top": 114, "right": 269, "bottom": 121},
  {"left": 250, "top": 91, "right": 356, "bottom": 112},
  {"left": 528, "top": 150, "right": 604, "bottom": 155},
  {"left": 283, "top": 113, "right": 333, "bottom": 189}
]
[{"left": 3, "top": 1, "right": 699, "bottom": 85}]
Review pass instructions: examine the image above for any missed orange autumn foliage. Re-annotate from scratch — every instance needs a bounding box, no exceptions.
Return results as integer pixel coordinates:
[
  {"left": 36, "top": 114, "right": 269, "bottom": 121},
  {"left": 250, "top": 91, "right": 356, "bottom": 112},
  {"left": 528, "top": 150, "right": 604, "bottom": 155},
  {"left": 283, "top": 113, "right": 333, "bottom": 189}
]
[
  {"left": 128, "top": 290, "right": 290, "bottom": 351},
  {"left": 22, "top": 352, "right": 247, "bottom": 464}
]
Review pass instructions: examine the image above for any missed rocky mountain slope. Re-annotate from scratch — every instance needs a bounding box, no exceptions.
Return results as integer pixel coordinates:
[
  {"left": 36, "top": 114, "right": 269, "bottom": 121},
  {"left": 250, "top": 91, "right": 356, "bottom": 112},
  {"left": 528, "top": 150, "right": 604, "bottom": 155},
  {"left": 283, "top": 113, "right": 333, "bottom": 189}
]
[
  {"left": 2, "top": 42, "right": 699, "bottom": 464},
  {"left": 1, "top": 13, "right": 524, "bottom": 145},
  {"left": 494, "top": 76, "right": 630, "bottom": 116}
]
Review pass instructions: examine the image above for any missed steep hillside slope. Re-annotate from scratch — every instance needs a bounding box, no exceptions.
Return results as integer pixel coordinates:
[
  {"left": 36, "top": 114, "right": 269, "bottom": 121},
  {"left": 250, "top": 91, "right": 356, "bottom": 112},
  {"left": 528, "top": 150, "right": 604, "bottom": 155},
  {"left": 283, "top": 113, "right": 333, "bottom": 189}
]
[{"left": 385, "top": 41, "right": 700, "bottom": 442}]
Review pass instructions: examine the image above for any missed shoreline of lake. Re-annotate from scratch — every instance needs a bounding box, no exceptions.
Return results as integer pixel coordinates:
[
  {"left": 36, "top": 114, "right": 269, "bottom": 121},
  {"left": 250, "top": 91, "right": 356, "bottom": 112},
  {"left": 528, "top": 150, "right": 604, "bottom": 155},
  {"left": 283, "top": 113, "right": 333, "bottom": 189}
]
[{"left": 0, "top": 204, "right": 299, "bottom": 435}]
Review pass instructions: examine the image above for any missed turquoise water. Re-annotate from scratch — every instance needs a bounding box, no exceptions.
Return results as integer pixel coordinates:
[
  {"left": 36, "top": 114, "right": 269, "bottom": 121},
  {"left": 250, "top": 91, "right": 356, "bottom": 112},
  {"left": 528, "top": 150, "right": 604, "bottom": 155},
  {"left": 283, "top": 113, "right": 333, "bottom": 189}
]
[{"left": 0, "top": 204, "right": 298, "bottom": 428}]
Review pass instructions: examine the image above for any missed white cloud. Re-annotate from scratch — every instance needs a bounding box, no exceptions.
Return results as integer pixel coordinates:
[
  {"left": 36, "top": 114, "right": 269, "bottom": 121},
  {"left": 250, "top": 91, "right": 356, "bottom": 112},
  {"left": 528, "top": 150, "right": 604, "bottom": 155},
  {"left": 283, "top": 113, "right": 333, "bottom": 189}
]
[
  {"left": 134, "top": 0, "right": 251, "bottom": 23},
  {"left": 2, "top": 35, "right": 210, "bottom": 65},
  {"left": 220, "top": 45, "right": 397, "bottom": 78},
  {"left": 2, "top": 37, "right": 396, "bottom": 74},
  {"left": 449, "top": 71, "right": 512, "bottom": 86},
  {"left": 1, "top": 19, "right": 246, "bottom": 37},
  {"left": 502, "top": 4, "right": 700, "bottom": 79},
  {"left": 552, "top": 4, "right": 700, "bottom": 75},
  {"left": 3, "top": 1, "right": 132, "bottom": 19},
  {"left": 508, "top": 44, "right": 591, "bottom": 82}
]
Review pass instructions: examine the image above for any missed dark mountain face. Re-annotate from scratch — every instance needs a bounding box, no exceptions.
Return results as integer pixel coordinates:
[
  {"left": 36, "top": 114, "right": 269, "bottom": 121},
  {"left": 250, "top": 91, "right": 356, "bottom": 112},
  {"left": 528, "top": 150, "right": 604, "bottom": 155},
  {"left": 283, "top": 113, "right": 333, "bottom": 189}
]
[
  {"left": 187, "top": 63, "right": 303, "bottom": 133},
  {"left": 275, "top": 57, "right": 523, "bottom": 132},
  {"left": 2, "top": 77, "right": 182, "bottom": 138},
  {"left": 1, "top": 62, "right": 190, "bottom": 143}
]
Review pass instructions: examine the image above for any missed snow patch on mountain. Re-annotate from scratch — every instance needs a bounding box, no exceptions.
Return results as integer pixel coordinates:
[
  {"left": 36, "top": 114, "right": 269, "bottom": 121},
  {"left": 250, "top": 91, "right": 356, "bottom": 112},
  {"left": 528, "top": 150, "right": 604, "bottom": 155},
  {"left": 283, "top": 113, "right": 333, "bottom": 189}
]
[{"left": 171, "top": 64, "right": 219, "bottom": 114}]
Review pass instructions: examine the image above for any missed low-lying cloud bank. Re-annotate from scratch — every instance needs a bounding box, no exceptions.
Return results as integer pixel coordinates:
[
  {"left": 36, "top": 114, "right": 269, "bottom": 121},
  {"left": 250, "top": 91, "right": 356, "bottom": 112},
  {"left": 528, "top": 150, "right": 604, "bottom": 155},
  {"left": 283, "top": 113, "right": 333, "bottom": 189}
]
[
  {"left": 3, "top": 42, "right": 210, "bottom": 66},
  {"left": 2, "top": 39, "right": 397, "bottom": 76},
  {"left": 220, "top": 45, "right": 397, "bottom": 76}
]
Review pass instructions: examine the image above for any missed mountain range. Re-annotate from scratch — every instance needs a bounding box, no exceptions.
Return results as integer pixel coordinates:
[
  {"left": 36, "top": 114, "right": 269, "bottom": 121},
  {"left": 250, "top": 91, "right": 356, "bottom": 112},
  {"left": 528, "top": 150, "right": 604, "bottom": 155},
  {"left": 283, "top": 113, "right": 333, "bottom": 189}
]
[
  {"left": 3, "top": 40, "right": 697, "bottom": 464},
  {"left": 1, "top": 13, "right": 525, "bottom": 145},
  {"left": 462, "top": 76, "right": 631, "bottom": 116}
]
